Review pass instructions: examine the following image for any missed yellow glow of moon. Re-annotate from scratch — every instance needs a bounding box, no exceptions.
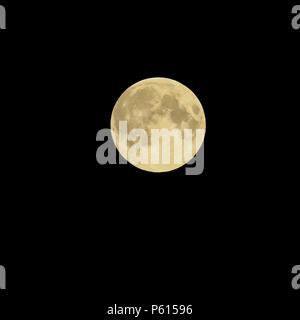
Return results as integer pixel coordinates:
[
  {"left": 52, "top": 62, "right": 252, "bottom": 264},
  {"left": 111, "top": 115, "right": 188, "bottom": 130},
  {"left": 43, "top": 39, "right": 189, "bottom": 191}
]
[{"left": 110, "top": 77, "right": 206, "bottom": 172}]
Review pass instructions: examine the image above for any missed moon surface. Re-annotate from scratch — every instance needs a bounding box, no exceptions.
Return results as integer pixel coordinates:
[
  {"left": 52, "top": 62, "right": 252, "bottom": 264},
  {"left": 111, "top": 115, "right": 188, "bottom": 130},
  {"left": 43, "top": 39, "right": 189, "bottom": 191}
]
[{"left": 110, "top": 77, "right": 206, "bottom": 172}]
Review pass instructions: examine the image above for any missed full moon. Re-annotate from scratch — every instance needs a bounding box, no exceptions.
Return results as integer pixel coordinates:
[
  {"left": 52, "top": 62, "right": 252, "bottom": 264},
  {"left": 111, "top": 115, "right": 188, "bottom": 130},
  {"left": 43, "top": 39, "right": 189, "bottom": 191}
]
[{"left": 110, "top": 77, "right": 206, "bottom": 172}]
